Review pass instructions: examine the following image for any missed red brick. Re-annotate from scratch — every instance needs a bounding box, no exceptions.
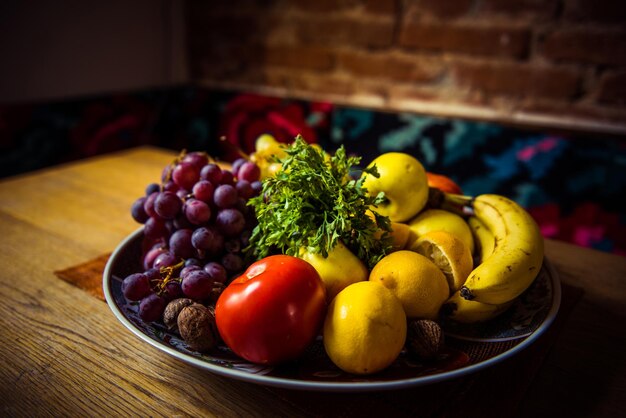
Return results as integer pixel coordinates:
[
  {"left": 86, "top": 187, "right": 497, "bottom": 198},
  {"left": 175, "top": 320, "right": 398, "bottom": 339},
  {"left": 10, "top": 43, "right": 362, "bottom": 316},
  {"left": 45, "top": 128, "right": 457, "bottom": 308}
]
[
  {"left": 337, "top": 51, "right": 444, "bottom": 82},
  {"left": 186, "top": 0, "right": 262, "bottom": 16},
  {"left": 295, "top": 16, "right": 395, "bottom": 48},
  {"left": 286, "top": 0, "right": 397, "bottom": 16},
  {"left": 597, "top": 71, "right": 626, "bottom": 106},
  {"left": 289, "top": 0, "right": 361, "bottom": 13},
  {"left": 452, "top": 61, "right": 582, "bottom": 100},
  {"left": 188, "top": 41, "right": 259, "bottom": 77},
  {"left": 222, "top": 69, "right": 266, "bottom": 87},
  {"left": 563, "top": 0, "right": 626, "bottom": 23},
  {"left": 263, "top": 18, "right": 300, "bottom": 47},
  {"left": 192, "top": 52, "right": 266, "bottom": 85},
  {"left": 540, "top": 28, "right": 626, "bottom": 66},
  {"left": 263, "top": 46, "right": 334, "bottom": 71},
  {"left": 387, "top": 85, "right": 444, "bottom": 103},
  {"left": 363, "top": 0, "right": 397, "bottom": 16},
  {"left": 399, "top": 22, "right": 530, "bottom": 58},
  {"left": 263, "top": 70, "right": 357, "bottom": 96},
  {"left": 404, "top": 0, "right": 474, "bottom": 20},
  {"left": 479, "top": 0, "right": 559, "bottom": 21}
]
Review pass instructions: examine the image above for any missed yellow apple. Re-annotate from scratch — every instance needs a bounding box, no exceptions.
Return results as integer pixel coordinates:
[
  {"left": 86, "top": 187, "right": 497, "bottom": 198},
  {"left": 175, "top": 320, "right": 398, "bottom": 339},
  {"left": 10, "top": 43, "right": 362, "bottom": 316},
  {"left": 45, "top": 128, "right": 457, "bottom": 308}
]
[{"left": 361, "top": 153, "right": 429, "bottom": 223}]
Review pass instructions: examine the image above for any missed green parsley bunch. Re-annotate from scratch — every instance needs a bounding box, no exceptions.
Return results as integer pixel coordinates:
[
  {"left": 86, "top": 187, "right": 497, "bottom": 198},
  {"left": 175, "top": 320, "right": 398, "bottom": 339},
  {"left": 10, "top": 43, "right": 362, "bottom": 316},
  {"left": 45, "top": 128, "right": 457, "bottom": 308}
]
[{"left": 246, "top": 135, "right": 392, "bottom": 269}]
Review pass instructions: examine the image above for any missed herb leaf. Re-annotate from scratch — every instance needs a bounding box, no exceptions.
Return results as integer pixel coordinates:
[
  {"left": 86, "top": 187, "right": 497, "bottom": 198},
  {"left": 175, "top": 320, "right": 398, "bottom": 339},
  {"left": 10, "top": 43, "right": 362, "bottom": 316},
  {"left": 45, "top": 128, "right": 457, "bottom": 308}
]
[{"left": 246, "top": 135, "right": 392, "bottom": 269}]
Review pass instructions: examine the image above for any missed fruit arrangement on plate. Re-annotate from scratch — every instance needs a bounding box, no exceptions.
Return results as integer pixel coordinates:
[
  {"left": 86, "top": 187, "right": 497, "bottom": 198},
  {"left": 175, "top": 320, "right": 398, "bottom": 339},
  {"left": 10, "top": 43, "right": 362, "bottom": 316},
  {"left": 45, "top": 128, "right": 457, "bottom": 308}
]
[{"left": 121, "top": 134, "right": 545, "bottom": 376}]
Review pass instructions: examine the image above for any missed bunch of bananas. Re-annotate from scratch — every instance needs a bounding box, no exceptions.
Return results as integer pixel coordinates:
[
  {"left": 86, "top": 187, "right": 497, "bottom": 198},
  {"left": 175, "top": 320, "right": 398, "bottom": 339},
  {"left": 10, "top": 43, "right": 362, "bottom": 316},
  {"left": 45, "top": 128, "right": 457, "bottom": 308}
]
[{"left": 443, "top": 194, "right": 544, "bottom": 323}]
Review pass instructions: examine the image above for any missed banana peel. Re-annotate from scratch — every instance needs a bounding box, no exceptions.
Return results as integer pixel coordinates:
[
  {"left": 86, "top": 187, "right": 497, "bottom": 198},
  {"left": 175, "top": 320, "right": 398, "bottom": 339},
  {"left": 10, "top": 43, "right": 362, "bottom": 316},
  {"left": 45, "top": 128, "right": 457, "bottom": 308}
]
[{"left": 442, "top": 291, "right": 514, "bottom": 323}]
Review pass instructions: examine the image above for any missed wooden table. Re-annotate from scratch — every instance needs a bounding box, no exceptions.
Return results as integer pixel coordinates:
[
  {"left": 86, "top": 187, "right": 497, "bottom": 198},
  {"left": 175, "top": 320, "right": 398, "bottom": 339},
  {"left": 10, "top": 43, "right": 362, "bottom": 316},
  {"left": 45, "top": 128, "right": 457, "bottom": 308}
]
[{"left": 1, "top": 146, "right": 624, "bottom": 417}]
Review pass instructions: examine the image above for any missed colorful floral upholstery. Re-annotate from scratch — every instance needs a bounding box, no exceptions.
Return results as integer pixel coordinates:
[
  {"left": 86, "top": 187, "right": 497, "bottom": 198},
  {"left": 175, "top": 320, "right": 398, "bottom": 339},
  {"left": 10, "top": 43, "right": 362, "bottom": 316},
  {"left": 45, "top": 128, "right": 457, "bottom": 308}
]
[{"left": 1, "top": 88, "right": 624, "bottom": 255}]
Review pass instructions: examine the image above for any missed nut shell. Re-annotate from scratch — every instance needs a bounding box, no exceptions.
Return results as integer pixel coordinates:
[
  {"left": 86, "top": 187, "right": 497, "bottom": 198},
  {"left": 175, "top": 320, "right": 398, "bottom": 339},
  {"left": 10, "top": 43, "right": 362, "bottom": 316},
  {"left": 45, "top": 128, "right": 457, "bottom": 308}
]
[
  {"left": 163, "top": 298, "right": 194, "bottom": 331},
  {"left": 177, "top": 303, "right": 218, "bottom": 352},
  {"left": 406, "top": 319, "right": 444, "bottom": 360}
]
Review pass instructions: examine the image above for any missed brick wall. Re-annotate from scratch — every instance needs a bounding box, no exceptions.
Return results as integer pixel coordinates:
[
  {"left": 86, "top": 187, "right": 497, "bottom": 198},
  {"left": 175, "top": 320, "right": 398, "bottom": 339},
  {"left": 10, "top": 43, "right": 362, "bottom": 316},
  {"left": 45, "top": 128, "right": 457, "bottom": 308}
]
[{"left": 186, "top": 0, "right": 626, "bottom": 135}]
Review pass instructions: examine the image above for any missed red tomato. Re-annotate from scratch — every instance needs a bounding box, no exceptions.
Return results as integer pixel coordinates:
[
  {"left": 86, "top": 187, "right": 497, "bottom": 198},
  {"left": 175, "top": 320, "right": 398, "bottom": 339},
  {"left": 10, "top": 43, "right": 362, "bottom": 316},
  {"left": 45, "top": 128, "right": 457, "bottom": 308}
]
[
  {"left": 426, "top": 172, "right": 463, "bottom": 194},
  {"left": 215, "top": 255, "right": 327, "bottom": 365}
]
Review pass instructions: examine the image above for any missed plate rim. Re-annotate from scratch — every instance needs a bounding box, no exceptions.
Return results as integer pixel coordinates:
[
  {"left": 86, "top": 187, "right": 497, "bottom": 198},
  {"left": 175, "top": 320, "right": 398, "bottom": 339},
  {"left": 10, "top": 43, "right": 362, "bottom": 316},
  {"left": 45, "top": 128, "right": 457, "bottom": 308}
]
[{"left": 103, "top": 227, "right": 561, "bottom": 392}]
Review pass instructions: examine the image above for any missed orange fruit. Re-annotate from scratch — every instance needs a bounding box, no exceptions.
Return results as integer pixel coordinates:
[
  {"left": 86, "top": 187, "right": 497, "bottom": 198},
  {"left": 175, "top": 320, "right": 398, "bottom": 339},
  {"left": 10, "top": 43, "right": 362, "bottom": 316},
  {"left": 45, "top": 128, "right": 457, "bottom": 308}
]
[{"left": 426, "top": 172, "right": 462, "bottom": 194}]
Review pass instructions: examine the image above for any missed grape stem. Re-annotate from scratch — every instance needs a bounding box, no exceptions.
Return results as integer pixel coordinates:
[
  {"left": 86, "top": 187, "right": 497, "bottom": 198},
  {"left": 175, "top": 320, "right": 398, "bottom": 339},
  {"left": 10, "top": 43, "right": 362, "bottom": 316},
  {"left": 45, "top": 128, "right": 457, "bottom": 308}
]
[
  {"left": 153, "top": 259, "right": 186, "bottom": 295},
  {"left": 162, "top": 149, "right": 189, "bottom": 184},
  {"left": 218, "top": 136, "right": 250, "bottom": 160}
]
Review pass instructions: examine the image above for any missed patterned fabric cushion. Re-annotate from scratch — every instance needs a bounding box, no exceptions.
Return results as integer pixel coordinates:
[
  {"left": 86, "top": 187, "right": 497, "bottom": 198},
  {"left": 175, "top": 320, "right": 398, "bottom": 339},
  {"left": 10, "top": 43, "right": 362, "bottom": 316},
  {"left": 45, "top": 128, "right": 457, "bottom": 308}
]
[{"left": 1, "top": 88, "right": 624, "bottom": 255}]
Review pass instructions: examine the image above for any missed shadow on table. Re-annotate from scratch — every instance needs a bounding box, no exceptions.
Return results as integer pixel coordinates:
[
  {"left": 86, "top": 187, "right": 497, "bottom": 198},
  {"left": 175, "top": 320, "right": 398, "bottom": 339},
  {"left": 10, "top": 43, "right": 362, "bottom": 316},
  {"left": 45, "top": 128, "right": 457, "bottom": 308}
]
[{"left": 516, "top": 298, "right": 626, "bottom": 418}]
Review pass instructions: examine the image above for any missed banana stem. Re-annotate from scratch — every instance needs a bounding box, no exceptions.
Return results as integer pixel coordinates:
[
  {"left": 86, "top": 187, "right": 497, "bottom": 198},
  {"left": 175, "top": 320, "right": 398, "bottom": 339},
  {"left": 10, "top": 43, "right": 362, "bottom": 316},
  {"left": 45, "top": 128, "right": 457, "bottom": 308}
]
[{"left": 441, "top": 193, "right": 475, "bottom": 216}]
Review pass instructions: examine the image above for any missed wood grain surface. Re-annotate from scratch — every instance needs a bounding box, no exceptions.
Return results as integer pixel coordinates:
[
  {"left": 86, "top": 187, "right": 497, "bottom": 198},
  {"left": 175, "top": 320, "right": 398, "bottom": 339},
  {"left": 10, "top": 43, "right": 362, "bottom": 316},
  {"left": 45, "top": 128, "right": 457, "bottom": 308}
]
[{"left": 0, "top": 146, "right": 624, "bottom": 417}]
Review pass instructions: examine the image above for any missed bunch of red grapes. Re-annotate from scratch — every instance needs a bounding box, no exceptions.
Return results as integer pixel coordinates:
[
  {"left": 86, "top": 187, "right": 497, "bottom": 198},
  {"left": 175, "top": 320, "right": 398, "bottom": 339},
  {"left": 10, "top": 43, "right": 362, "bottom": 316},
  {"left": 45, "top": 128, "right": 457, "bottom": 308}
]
[{"left": 122, "top": 151, "right": 262, "bottom": 322}]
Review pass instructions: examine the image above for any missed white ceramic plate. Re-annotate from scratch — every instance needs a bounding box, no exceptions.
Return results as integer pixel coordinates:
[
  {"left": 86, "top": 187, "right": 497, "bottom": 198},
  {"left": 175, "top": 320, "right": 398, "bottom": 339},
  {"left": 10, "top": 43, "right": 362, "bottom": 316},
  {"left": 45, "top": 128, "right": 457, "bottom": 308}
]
[{"left": 103, "top": 228, "right": 561, "bottom": 392}]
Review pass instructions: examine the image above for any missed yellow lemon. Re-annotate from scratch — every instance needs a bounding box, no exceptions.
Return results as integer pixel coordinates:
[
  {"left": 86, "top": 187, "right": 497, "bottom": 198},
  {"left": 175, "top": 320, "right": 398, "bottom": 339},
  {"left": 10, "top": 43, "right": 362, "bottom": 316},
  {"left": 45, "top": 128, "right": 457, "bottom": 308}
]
[
  {"left": 369, "top": 250, "right": 449, "bottom": 319},
  {"left": 407, "top": 209, "right": 475, "bottom": 254},
  {"left": 323, "top": 281, "right": 407, "bottom": 375},
  {"left": 251, "top": 134, "right": 288, "bottom": 179},
  {"left": 410, "top": 230, "right": 473, "bottom": 293},
  {"left": 255, "top": 134, "right": 283, "bottom": 154},
  {"left": 366, "top": 210, "right": 411, "bottom": 251},
  {"left": 298, "top": 241, "right": 368, "bottom": 302},
  {"left": 361, "top": 153, "right": 428, "bottom": 223},
  {"left": 389, "top": 222, "right": 412, "bottom": 250}
]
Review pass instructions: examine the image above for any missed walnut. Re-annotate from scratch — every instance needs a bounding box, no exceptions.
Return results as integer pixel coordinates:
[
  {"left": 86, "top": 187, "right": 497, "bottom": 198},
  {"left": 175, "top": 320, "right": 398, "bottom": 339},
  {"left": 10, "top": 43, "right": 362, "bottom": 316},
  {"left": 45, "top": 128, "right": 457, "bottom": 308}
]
[
  {"left": 406, "top": 319, "right": 444, "bottom": 360},
  {"left": 163, "top": 298, "right": 194, "bottom": 331},
  {"left": 177, "top": 303, "right": 218, "bottom": 352}
]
